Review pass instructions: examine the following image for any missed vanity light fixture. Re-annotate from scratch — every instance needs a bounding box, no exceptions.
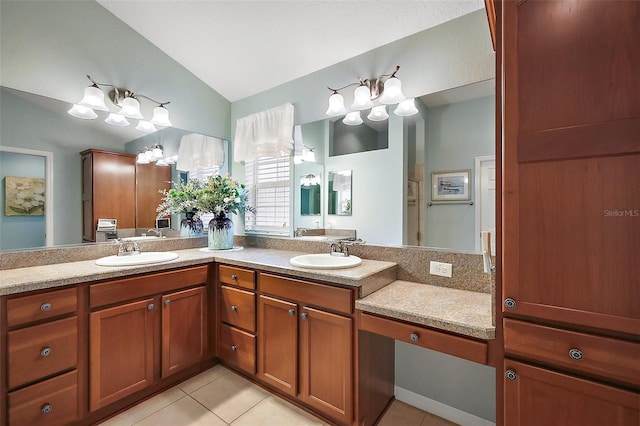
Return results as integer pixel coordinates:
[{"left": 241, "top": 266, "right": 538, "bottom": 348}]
[
  {"left": 135, "top": 144, "right": 178, "bottom": 166},
  {"left": 325, "top": 65, "right": 418, "bottom": 126},
  {"left": 68, "top": 75, "right": 172, "bottom": 132}
]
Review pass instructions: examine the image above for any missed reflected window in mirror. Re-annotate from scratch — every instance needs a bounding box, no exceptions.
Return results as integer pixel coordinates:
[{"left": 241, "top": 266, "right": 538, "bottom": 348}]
[
  {"left": 245, "top": 155, "right": 291, "bottom": 235},
  {"left": 300, "top": 174, "right": 321, "bottom": 216},
  {"left": 328, "top": 170, "right": 352, "bottom": 216},
  {"left": 329, "top": 116, "right": 388, "bottom": 156}
]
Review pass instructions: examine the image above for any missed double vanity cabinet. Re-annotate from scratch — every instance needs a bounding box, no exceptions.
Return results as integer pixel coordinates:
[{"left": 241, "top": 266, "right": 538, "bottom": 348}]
[{"left": 0, "top": 248, "right": 494, "bottom": 426}]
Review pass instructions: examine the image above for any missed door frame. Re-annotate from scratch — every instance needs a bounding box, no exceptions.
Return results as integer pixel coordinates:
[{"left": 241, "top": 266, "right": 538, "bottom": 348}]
[{"left": 474, "top": 155, "right": 495, "bottom": 252}]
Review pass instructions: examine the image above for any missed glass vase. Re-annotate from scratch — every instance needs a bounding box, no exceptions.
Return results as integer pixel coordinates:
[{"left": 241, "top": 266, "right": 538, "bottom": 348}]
[
  {"left": 208, "top": 213, "right": 234, "bottom": 250},
  {"left": 180, "top": 211, "right": 203, "bottom": 237}
]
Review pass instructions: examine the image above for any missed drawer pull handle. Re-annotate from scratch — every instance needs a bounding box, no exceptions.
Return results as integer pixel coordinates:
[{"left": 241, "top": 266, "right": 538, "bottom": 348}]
[
  {"left": 40, "top": 347, "right": 52, "bottom": 357},
  {"left": 505, "top": 369, "right": 517, "bottom": 381},
  {"left": 409, "top": 333, "right": 419, "bottom": 342},
  {"left": 231, "top": 345, "right": 237, "bottom": 351},
  {"left": 569, "top": 348, "right": 583, "bottom": 361},
  {"left": 231, "top": 305, "right": 238, "bottom": 312},
  {"left": 40, "top": 303, "right": 52, "bottom": 312},
  {"left": 41, "top": 404, "right": 52, "bottom": 414},
  {"left": 231, "top": 274, "right": 238, "bottom": 280},
  {"left": 301, "top": 312, "right": 308, "bottom": 320},
  {"left": 148, "top": 303, "right": 154, "bottom": 310},
  {"left": 288, "top": 308, "right": 295, "bottom": 316},
  {"left": 504, "top": 298, "right": 516, "bottom": 309}
]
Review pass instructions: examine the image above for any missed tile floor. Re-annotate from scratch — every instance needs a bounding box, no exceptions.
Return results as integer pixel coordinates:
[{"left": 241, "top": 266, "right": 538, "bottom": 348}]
[{"left": 100, "top": 365, "right": 457, "bottom": 426}]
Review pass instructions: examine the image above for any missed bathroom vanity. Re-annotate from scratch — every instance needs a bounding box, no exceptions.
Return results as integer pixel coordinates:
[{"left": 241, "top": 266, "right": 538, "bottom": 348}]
[{"left": 0, "top": 244, "right": 493, "bottom": 426}]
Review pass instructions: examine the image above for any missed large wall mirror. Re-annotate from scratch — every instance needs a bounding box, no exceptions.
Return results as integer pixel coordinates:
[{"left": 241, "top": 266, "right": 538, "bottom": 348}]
[
  {"left": 0, "top": 86, "right": 229, "bottom": 251},
  {"left": 292, "top": 79, "right": 495, "bottom": 252}
]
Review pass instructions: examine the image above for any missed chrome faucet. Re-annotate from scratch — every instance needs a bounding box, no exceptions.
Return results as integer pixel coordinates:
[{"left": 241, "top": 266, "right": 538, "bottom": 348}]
[
  {"left": 294, "top": 228, "right": 307, "bottom": 237},
  {"left": 329, "top": 241, "right": 349, "bottom": 257},
  {"left": 147, "top": 228, "right": 163, "bottom": 237},
  {"left": 116, "top": 239, "right": 140, "bottom": 256}
]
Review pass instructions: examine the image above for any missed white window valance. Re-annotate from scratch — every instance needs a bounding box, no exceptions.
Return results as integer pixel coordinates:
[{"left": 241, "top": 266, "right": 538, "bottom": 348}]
[
  {"left": 233, "top": 103, "right": 295, "bottom": 163},
  {"left": 176, "top": 133, "right": 225, "bottom": 172}
]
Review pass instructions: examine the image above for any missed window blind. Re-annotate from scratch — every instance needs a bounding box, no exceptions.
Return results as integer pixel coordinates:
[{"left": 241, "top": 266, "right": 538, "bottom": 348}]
[{"left": 244, "top": 155, "right": 290, "bottom": 235}]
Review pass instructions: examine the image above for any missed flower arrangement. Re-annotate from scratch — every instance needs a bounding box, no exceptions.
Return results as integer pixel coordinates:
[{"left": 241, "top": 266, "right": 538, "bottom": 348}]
[
  {"left": 195, "top": 175, "right": 255, "bottom": 217},
  {"left": 156, "top": 178, "right": 206, "bottom": 218}
]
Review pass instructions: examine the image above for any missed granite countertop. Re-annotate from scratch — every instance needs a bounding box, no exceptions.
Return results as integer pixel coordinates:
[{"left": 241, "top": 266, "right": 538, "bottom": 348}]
[
  {"left": 0, "top": 247, "right": 397, "bottom": 297},
  {"left": 356, "top": 280, "right": 495, "bottom": 340}
]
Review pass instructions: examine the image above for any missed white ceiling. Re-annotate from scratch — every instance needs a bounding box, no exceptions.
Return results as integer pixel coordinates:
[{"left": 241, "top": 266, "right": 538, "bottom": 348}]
[{"left": 97, "top": 0, "right": 486, "bottom": 103}]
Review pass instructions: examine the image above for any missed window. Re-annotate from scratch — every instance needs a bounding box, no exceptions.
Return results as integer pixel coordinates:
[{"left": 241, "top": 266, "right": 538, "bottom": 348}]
[{"left": 244, "top": 155, "right": 290, "bottom": 235}]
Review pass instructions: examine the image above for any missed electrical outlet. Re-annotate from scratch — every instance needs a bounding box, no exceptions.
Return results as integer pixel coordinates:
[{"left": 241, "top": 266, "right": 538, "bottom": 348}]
[{"left": 430, "top": 261, "right": 452, "bottom": 277}]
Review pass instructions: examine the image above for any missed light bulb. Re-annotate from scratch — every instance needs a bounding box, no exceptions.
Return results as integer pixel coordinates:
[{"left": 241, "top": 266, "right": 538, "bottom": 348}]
[
  {"left": 78, "top": 86, "right": 109, "bottom": 111},
  {"left": 379, "top": 77, "right": 405, "bottom": 105},
  {"left": 68, "top": 104, "right": 97, "bottom": 119},
  {"left": 150, "top": 105, "right": 172, "bottom": 127},
  {"left": 135, "top": 120, "right": 158, "bottom": 133},
  {"left": 343, "top": 111, "right": 363, "bottom": 126},
  {"left": 326, "top": 92, "right": 347, "bottom": 116},
  {"left": 104, "top": 113, "right": 130, "bottom": 127},
  {"left": 136, "top": 153, "right": 150, "bottom": 164},
  {"left": 394, "top": 98, "right": 419, "bottom": 116},
  {"left": 351, "top": 85, "right": 374, "bottom": 110},
  {"left": 118, "top": 97, "right": 143, "bottom": 119},
  {"left": 152, "top": 146, "right": 163, "bottom": 160},
  {"left": 367, "top": 105, "right": 389, "bottom": 121}
]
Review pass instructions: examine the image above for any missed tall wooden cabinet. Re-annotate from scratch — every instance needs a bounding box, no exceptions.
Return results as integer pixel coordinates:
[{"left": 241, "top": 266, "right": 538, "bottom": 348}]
[
  {"left": 81, "top": 149, "right": 136, "bottom": 242},
  {"left": 499, "top": 1, "right": 640, "bottom": 424}
]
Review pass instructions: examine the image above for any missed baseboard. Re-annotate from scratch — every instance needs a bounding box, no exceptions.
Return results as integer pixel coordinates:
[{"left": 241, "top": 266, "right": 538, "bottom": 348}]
[{"left": 394, "top": 386, "right": 495, "bottom": 426}]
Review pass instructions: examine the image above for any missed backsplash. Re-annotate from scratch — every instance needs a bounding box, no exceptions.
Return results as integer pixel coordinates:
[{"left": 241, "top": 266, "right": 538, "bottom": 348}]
[{"left": 1, "top": 235, "right": 492, "bottom": 294}]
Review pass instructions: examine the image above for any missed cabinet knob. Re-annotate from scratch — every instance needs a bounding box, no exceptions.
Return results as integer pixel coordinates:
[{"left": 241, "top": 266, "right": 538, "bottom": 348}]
[
  {"left": 40, "top": 303, "right": 52, "bottom": 312},
  {"left": 288, "top": 308, "right": 295, "bottom": 316},
  {"left": 231, "top": 305, "right": 238, "bottom": 312},
  {"left": 40, "top": 347, "right": 52, "bottom": 357},
  {"left": 505, "top": 369, "right": 517, "bottom": 381},
  {"left": 504, "top": 298, "right": 517, "bottom": 309},
  {"left": 231, "top": 345, "right": 237, "bottom": 351},
  {"left": 569, "top": 348, "right": 583, "bottom": 361},
  {"left": 301, "top": 312, "right": 308, "bottom": 320},
  {"left": 148, "top": 303, "right": 154, "bottom": 310},
  {"left": 165, "top": 300, "right": 171, "bottom": 306},
  {"left": 409, "top": 333, "right": 419, "bottom": 342},
  {"left": 41, "top": 404, "right": 52, "bottom": 414},
  {"left": 231, "top": 274, "right": 238, "bottom": 280}
]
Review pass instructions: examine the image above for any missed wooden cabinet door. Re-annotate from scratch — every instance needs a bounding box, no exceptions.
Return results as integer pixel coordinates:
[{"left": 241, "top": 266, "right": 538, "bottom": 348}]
[
  {"left": 257, "top": 295, "right": 298, "bottom": 397},
  {"left": 161, "top": 286, "right": 206, "bottom": 378},
  {"left": 502, "top": 0, "right": 640, "bottom": 335},
  {"left": 89, "top": 298, "right": 155, "bottom": 412},
  {"left": 504, "top": 360, "right": 640, "bottom": 426},
  {"left": 136, "top": 162, "right": 171, "bottom": 229},
  {"left": 300, "top": 306, "right": 353, "bottom": 425}
]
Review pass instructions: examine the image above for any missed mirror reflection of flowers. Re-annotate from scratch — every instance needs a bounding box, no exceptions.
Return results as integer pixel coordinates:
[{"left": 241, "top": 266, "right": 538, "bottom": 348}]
[
  {"left": 156, "top": 178, "right": 206, "bottom": 218},
  {"left": 195, "top": 175, "right": 256, "bottom": 217}
]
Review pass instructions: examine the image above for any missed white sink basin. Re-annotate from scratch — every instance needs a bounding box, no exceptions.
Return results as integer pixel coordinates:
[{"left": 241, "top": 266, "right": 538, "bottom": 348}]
[
  {"left": 95, "top": 252, "right": 179, "bottom": 267},
  {"left": 289, "top": 253, "right": 362, "bottom": 269}
]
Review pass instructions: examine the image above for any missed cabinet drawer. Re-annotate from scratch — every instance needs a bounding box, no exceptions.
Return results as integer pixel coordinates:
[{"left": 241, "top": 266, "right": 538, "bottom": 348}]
[
  {"left": 219, "top": 285, "right": 256, "bottom": 332},
  {"left": 259, "top": 273, "right": 353, "bottom": 315},
  {"left": 504, "top": 318, "right": 640, "bottom": 387},
  {"left": 7, "top": 287, "right": 77, "bottom": 328},
  {"left": 8, "top": 316, "right": 78, "bottom": 389},
  {"left": 360, "top": 312, "right": 488, "bottom": 365},
  {"left": 219, "top": 324, "right": 256, "bottom": 374},
  {"left": 219, "top": 264, "right": 255, "bottom": 290},
  {"left": 91, "top": 265, "right": 208, "bottom": 308},
  {"left": 8, "top": 370, "right": 78, "bottom": 426}
]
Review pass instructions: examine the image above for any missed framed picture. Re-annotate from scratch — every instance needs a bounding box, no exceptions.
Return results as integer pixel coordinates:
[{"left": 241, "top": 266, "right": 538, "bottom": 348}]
[
  {"left": 4, "top": 176, "right": 46, "bottom": 216},
  {"left": 431, "top": 169, "right": 471, "bottom": 201}
]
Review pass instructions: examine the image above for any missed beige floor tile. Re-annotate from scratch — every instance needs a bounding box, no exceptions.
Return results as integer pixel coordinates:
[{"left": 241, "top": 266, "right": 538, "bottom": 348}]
[
  {"left": 190, "top": 371, "right": 269, "bottom": 423},
  {"left": 377, "top": 400, "right": 426, "bottom": 426},
  {"left": 134, "top": 396, "right": 227, "bottom": 426},
  {"left": 179, "top": 364, "right": 231, "bottom": 394},
  {"left": 231, "top": 395, "right": 326, "bottom": 426},
  {"left": 99, "top": 386, "right": 187, "bottom": 426},
  {"left": 420, "top": 412, "right": 459, "bottom": 426}
]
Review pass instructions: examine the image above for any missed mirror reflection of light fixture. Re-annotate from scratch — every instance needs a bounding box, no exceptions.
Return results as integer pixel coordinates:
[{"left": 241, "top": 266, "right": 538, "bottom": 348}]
[
  {"left": 325, "top": 65, "right": 418, "bottom": 125},
  {"left": 301, "top": 174, "right": 321, "bottom": 186},
  {"left": 136, "top": 144, "right": 175, "bottom": 166},
  {"left": 68, "top": 75, "right": 172, "bottom": 131}
]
